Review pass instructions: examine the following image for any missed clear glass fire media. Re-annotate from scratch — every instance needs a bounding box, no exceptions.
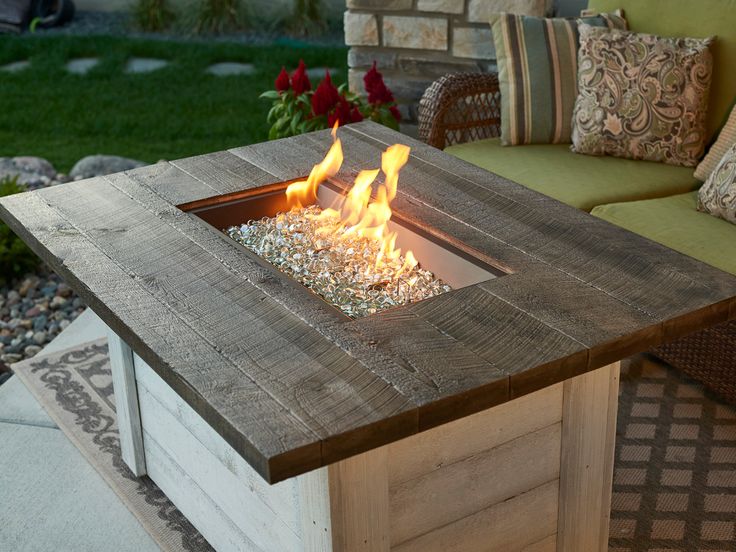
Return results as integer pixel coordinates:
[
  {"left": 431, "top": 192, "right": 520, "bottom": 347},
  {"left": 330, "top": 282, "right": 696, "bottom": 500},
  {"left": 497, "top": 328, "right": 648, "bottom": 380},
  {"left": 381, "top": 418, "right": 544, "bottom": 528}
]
[{"left": 227, "top": 205, "right": 452, "bottom": 319}]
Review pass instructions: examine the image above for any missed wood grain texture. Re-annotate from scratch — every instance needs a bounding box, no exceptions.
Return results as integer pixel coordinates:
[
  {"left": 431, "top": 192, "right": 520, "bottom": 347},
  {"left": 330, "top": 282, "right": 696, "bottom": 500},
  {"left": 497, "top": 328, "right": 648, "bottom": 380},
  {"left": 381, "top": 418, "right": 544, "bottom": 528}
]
[
  {"left": 136, "top": 369, "right": 301, "bottom": 551},
  {"left": 1, "top": 121, "right": 735, "bottom": 483},
  {"left": 557, "top": 362, "right": 620, "bottom": 552},
  {"left": 107, "top": 329, "right": 147, "bottom": 477},
  {"left": 328, "top": 447, "right": 390, "bottom": 552},
  {"left": 134, "top": 356, "right": 299, "bottom": 527},
  {"left": 40, "top": 178, "right": 417, "bottom": 481},
  {"left": 390, "top": 423, "right": 561, "bottom": 547},
  {"left": 388, "top": 382, "right": 562, "bottom": 486},
  {"left": 521, "top": 535, "right": 557, "bottom": 552},
  {"left": 0, "top": 191, "right": 324, "bottom": 482},
  {"left": 143, "top": 432, "right": 264, "bottom": 552},
  {"left": 123, "top": 161, "right": 220, "bottom": 206},
  {"left": 392, "top": 480, "right": 559, "bottom": 552},
  {"left": 171, "top": 150, "right": 278, "bottom": 195}
]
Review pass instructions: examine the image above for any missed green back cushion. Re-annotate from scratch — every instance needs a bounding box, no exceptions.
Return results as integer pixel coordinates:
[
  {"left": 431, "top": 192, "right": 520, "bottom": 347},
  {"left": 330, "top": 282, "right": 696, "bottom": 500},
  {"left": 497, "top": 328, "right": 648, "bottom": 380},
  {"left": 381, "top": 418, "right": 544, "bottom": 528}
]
[{"left": 588, "top": 0, "right": 736, "bottom": 141}]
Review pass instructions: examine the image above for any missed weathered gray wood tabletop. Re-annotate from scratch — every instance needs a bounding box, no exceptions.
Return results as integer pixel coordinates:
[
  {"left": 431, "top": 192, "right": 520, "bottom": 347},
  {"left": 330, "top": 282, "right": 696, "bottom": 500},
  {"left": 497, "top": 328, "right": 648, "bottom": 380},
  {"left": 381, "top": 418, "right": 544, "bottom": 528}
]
[{"left": 2, "top": 121, "right": 735, "bottom": 483}]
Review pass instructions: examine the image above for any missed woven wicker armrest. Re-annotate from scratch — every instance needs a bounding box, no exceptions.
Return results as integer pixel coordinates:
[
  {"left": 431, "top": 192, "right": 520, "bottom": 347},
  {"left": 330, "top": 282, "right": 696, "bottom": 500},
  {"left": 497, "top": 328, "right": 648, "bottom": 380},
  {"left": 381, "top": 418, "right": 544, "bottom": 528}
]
[{"left": 418, "top": 72, "right": 502, "bottom": 150}]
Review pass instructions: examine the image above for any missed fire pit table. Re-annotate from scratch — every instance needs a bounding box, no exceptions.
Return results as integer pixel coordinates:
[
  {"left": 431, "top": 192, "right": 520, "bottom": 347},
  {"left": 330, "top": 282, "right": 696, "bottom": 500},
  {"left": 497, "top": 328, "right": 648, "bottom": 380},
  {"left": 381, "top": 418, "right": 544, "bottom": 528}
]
[{"left": 2, "top": 121, "right": 735, "bottom": 552}]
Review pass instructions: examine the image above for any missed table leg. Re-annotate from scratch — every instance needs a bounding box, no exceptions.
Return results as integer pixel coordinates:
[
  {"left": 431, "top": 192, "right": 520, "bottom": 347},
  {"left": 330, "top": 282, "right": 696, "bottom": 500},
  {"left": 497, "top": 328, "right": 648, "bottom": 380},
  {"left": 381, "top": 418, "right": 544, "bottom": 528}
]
[
  {"left": 107, "top": 328, "right": 147, "bottom": 477},
  {"left": 558, "top": 362, "right": 620, "bottom": 552}
]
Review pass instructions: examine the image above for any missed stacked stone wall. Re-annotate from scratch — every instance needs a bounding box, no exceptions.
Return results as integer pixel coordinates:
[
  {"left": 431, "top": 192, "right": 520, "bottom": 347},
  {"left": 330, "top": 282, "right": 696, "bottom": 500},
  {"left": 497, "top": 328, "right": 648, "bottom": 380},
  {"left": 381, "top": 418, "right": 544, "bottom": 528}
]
[{"left": 345, "top": 0, "right": 550, "bottom": 134}]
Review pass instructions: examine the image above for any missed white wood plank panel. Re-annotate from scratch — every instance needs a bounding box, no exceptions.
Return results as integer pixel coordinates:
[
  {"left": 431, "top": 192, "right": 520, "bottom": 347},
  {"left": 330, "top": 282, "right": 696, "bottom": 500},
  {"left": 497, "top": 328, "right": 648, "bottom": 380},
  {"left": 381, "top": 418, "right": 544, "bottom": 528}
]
[
  {"left": 557, "top": 362, "right": 620, "bottom": 552},
  {"left": 134, "top": 356, "right": 299, "bottom": 533},
  {"left": 390, "top": 423, "right": 561, "bottom": 547},
  {"left": 137, "top": 384, "right": 301, "bottom": 552},
  {"left": 297, "top": 467, "right": 333, "bottom": 552},
  {"left": 387, "top": 382, "right": 562, "bottom": 486},
  {"left": 329, "top": 447, "right": 390, "bottom": 552},
  {"left": 143, "top": 432, "right": 263, "bottom": 552},
  {"left": 392, "top": 480, "right": 559, "bottom": 552},
  {"left": 107, "top": 329, "right": 146, "bottom": 476}
]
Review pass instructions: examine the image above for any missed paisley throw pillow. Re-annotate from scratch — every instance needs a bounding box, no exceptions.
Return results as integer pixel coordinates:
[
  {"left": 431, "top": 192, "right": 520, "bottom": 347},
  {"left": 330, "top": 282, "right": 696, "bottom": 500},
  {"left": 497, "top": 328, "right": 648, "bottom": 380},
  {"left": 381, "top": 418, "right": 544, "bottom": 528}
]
[
  {"left": 698, "top": 142, "right": 736, "bottom": 224},
  {"left": 572, "top": 25, "right": 713, "bottom": 167}
]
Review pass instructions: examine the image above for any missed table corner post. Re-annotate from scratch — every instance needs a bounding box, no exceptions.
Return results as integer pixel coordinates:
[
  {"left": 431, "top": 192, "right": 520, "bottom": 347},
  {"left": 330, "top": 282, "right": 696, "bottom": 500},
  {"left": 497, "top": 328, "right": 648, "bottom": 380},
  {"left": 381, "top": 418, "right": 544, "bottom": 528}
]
[
  {"left": 298, "top": 446, "right": 391, "bottom": 552},
  {"left": 557, "top": 361, "right": 620, "bottom": 552},
  {"left": 107, "top": 328, "right": 147, "bottom": 477}
]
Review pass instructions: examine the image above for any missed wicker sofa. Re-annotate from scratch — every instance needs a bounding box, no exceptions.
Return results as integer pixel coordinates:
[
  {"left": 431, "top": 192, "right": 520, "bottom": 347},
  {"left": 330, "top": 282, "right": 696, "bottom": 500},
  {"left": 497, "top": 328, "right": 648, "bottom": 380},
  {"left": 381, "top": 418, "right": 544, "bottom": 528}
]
[{"left": 417, "top": 0, "right": 736, "bottom": 403}]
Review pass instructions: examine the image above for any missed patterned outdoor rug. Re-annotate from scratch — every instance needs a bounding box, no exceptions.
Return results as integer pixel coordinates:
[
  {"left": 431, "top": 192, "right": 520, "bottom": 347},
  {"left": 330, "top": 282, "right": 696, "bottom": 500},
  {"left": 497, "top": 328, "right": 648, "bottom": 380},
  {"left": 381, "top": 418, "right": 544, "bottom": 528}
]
[
  {"left": 10, "top": 339, "right": 736, "bottom": 551},
  {"left": 610, "top": 357, "right": 736, "bottom": 551},
  {"left": 11, "top": 339, "right": 213, "bottom": 552}
]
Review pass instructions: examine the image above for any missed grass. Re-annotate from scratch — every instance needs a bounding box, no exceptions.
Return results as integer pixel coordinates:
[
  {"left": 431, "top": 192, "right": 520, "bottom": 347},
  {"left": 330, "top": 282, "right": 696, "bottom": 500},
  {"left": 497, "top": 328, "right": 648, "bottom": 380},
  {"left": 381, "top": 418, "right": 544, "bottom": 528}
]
[{"left": 0, "top": 35, "right": 347, "bottom": 172}]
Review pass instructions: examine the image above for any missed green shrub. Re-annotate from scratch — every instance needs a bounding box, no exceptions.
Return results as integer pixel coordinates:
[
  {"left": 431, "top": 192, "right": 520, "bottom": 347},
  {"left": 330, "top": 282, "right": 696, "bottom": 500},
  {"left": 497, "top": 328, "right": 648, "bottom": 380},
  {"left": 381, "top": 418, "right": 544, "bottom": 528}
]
[
  {"left": 288, "top": 0, "right": 325, "bottom": 36},
  {"left": 0, "top": 176, "right": 39, "bottom": 284},
  {"left": 195, "top": 0, "right": 244, "bottom": 34},
  {"left": 133, "top": 0, "right": 175, "bottom": 32}
]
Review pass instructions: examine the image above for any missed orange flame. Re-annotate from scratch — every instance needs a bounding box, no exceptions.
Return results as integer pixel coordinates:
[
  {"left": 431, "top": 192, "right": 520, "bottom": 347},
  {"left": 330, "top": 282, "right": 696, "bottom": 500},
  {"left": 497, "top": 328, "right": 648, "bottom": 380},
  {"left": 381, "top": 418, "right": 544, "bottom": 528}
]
[
  {"left": 285, "top": 123, "right": 343, "bottom": 209},
  {"left": 284, "top": 126, "right": 417, "bottom": 279}
]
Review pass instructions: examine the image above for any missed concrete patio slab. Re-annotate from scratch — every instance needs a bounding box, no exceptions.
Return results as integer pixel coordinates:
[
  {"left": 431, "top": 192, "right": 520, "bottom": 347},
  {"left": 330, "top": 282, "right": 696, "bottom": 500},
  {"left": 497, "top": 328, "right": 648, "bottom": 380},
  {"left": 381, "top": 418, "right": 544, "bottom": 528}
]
[
  {"left": 66, "top": 57, "right": 100, "bottom": 75},
  {"left": 205, "top": 62, "right": 255, "bottom": 76},
  {"left": 0, "top": 421, "right": 159, "bottom": 552},
  {"left": 0, "top": 377, "right": 56, "bottom": 429}
]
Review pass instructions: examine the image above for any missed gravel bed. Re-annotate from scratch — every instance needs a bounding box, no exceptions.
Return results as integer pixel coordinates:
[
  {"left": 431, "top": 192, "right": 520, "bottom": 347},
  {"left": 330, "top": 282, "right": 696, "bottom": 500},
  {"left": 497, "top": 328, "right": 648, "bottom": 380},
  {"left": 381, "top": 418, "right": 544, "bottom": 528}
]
[
  {"left": 0, "top": 272, "right": 86, "bottom": 364},
  {"left": 37, "top": 10, "right": 345, "bottom": 47}
]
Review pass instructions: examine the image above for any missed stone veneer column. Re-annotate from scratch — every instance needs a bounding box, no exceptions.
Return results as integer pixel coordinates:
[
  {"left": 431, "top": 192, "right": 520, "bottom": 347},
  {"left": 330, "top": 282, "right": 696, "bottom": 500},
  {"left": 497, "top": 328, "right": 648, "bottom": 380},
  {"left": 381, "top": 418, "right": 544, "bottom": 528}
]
[{"left": 345, "top": 0, "right": 552, "bottom": 136}]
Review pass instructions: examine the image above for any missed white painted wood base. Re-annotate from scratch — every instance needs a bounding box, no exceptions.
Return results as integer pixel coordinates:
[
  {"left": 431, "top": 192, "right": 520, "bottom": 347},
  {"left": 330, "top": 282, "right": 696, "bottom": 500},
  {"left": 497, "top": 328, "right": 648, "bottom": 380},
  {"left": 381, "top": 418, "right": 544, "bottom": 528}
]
[
  {"left": 107, "top": 329, "right": 147, "bottom": 477},
  {"left": 108, "top": 327, "right": 620, "bottom": 552}
]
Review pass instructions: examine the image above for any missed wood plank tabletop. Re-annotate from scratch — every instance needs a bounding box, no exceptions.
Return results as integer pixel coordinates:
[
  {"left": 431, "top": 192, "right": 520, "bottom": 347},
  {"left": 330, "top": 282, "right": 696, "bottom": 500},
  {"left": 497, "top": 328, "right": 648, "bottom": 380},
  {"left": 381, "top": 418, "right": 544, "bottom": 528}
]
[{"left": 2, "top": 121, "right": 735, "bottom": 483}]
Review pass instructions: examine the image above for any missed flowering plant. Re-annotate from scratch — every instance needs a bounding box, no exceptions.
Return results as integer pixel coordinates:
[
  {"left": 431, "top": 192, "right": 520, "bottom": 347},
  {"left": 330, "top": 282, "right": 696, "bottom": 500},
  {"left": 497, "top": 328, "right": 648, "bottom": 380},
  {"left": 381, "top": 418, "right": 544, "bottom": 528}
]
[{"left": 260, "top": 60, "right": 401, "bottom": 140}]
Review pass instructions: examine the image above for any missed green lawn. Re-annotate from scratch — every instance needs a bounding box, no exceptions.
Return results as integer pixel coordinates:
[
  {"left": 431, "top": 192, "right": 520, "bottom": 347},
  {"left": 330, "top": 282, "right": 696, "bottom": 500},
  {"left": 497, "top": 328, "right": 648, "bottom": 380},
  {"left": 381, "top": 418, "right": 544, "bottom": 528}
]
[{"left": 0, "top": 35, "right": 347, "bottom": 172}]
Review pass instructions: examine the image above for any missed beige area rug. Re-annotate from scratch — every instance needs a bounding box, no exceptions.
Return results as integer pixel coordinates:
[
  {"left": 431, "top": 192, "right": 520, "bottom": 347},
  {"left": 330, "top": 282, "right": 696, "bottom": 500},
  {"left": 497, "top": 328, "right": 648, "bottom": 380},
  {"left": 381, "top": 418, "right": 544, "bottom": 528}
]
[
  {"left": 11, "top": 339, "right": 213, "bottom": 552},
  {"left": 11, "top": 339, "right": 736, "bottom": 551}
]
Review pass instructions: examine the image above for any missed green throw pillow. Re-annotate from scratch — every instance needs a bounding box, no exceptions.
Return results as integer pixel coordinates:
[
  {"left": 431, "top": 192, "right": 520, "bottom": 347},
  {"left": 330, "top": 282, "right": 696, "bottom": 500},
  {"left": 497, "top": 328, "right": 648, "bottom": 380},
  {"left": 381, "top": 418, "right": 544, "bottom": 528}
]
[{"left": 490, "top": 10, "right": 627, "bottom": 146}]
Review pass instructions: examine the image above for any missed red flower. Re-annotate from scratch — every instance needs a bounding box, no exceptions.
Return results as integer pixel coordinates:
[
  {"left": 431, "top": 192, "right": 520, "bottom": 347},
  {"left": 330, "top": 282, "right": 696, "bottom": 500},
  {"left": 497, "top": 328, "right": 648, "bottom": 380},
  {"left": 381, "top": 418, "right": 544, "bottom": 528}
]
[
  {"left": 275, "top": 67, "right": 290, "bottom": 92},
  {"left": 389, "top": 105, "right": 401, "bottom": 122},
  {"left": 364, "top": 62, "right": 395, "bottom": 105},
  {"left": 327, "top": 95, "right": 352, "bottom": 127},
  {"left": 350, "top": 106, "right": 364, "bottom": 123},
  {"left": 291, "top": 60, "right": 312, "bottom": 96},
  {"left": 311, "top": 70, "right": 340, "bottom": 116}
]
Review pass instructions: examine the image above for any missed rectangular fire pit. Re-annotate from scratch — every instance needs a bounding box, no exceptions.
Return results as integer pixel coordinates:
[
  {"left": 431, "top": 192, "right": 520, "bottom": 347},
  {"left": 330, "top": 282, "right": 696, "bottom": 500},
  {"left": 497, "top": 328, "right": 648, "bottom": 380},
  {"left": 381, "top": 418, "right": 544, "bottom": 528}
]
[
  {"left": 184, "top": 144, "right": 505, "bottom": 319},
  {"left": 2, "top": 121, "right": 735, "bottom": 552}
]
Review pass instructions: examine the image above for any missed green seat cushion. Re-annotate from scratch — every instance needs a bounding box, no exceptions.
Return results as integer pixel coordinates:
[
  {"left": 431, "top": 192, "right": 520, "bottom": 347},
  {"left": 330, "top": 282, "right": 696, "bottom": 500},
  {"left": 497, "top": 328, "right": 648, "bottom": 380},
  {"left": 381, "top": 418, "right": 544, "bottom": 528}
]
[
  {"left": 446, "top": 138, "right": 699, "bottom": 211},
  {"left": 588, "top": 0, "right": 736, "bottom": 142},
  {"left": 592, "top": 192, "right": 736, "bottom": 276}
]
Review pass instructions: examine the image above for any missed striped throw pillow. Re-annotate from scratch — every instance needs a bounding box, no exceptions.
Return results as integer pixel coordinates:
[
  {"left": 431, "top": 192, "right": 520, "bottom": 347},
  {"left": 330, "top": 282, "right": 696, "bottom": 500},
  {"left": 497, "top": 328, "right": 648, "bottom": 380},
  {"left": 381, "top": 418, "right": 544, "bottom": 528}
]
[{"left": 491, "top": 11, "right": 627, "bottom": 146}]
